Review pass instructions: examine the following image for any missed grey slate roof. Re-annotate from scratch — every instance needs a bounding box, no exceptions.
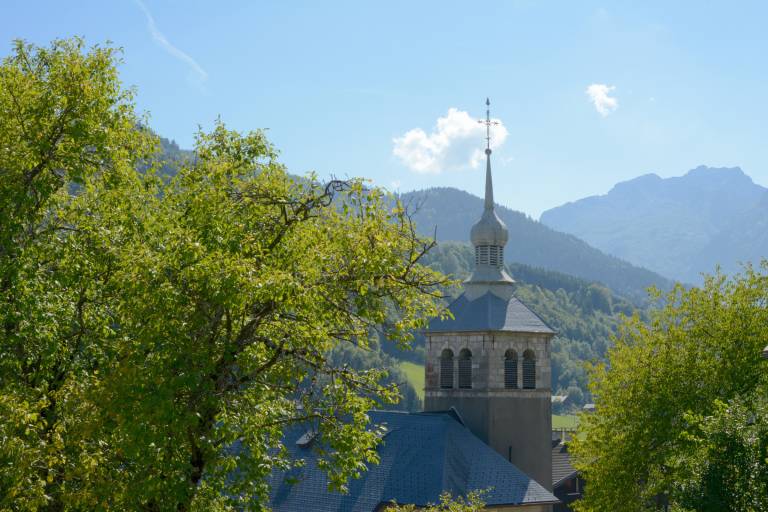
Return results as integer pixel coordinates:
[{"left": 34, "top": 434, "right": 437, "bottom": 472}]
[
  {"left": 268, "top": 410, "right": 558, "bottom": 511},
  {"left": 428, "top": 291, "right": 556, "bottom": 334},
  {"left": 552, "top": 441, "right": 577, "bottom": 488}
]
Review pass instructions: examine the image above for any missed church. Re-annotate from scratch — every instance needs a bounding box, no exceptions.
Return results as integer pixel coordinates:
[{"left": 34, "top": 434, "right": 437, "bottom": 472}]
[{"left": 268, "top": 101, "right": 560, "bottom": 511}]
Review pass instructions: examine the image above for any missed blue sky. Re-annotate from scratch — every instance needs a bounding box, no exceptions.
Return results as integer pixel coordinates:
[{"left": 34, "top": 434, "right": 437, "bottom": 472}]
[{"left": 4, "top": 1, "right": 768, "bottom": 217}]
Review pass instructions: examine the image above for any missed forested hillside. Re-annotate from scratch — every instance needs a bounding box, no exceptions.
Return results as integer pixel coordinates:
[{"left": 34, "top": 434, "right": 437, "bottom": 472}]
[{"left": 399, "top": 187, "right": 673, "bottom": 302}]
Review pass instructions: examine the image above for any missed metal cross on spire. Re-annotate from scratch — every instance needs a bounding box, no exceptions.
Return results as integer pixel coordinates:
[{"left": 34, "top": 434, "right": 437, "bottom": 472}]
[{"left": 478, "top": 97, "right": 499, "bottom": 151}]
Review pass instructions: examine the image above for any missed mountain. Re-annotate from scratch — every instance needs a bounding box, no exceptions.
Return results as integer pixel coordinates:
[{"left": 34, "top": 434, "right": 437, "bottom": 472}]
[
  {"left": 539, "top": 166, "right": 768, "bottom": 283},
  {"left": 698, "top": 190, "right": 768, "bottom": 277},
  {"left": 151, "top": 137, "right": 671, "bottom": 301},
  {"left": 398, "top": 187, "right": 673, "bottom": 303}
]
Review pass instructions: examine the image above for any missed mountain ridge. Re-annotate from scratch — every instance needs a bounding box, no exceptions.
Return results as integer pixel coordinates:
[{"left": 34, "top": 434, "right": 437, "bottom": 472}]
[
  {"left": 398, "top": 186, "right": 674, "bottom": 302},
  {"left": 540, "top": 165, "right": 768, "bottom": 283}
]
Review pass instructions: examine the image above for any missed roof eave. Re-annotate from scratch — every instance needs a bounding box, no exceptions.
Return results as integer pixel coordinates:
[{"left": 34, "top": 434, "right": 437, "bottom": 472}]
[
  {"left": 426, "top": 327, "right": 556, "bottom": 335},
  {"left": 553, "top": 469, "right": 579, "bottom": 488},
  {"left": 483, "top": 498, "right": 562, "bottom": 508}
]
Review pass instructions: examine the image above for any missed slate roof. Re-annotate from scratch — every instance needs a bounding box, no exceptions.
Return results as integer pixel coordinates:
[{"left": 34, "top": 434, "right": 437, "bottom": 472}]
[
  {"left": 428, "top": 291, "right": 556, "bottom": 334},
  {"left": 268, "top": 410, "right": 558, "bottom": 511},
  {"left": 552, "top": 440, "right": 578, "bottom": 488}
]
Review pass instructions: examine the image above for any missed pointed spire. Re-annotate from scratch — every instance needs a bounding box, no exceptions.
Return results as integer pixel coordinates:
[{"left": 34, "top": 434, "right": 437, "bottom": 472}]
[
  {"left": 479, "top": 98, "right": 498, "bottom": 212},
  {"left": 485, "top": 148, "right": 494, "bottom": 211}
]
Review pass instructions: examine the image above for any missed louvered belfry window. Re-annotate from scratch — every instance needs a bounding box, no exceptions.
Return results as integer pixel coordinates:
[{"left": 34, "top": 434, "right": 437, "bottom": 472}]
[
  {"left": 440, "top": 349, "right": 454, "bottom": 389},
  {"left": 458, "top": 349, "right": 472, "bottom": 389},
  {"left": 523, "top": 349, "right": 536, "bottom": 389},
  {"left": 504, "top": 349, "right": 518, "bottom": 389},
  {"left": 475, "top": 245, "right": 489, "bottom": 266},
  {"left": 475, "top": 245, "right": 504, "bottom": 268},
  {"left": 489, "top": 246, "right": 502, "bottom": 267}
]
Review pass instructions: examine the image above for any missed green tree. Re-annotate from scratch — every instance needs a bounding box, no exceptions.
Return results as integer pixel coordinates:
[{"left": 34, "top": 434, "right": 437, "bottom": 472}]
[
  {"left": 1, "top": 39, "right": 448, "bottom": 510},
  {"left": 0, "top": 37, "right": 154, "bottom": 510},
  {"left": 571, "top": 266, "right": 768, "bottom": 511},
  {"left": 672, "top": 388, "right": 768, "bottom": 512},
  {"left": 388, "top": 491, "right": 486, "bottom": 511}
]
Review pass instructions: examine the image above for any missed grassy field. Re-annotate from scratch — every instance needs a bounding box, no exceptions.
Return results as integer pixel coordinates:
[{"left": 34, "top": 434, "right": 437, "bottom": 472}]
[
  {"left": 398, "top": 361, "right": 425, "bottom": 400},
  {"left": 552, "top": 414, "right": 579, "bottom": 430},
  {"left": 398, "top": 361, "right": 580, "bottom": 429}
]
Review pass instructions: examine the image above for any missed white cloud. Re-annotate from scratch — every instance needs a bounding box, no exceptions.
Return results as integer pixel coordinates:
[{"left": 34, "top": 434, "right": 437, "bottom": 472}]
[
  {"left": 393, "top": 108, "right": 508, "bottom": 174},
  {"left": 135, "top": 0, "right": 208, "bottom": 82},
  {"left": 586, "top": 84, "right": 618, "bottom": 117}
]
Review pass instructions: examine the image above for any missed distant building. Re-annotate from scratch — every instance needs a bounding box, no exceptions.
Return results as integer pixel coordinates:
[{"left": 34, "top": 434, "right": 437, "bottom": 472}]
[
  {"left": 551, "top": 395, "right": 569, "bottom": 414},
  {"left": 268, "top": 100, "right": 561, "bottom": 510},
  {"left": 552, "top": 440, "right": 584, "bottom": 511}
]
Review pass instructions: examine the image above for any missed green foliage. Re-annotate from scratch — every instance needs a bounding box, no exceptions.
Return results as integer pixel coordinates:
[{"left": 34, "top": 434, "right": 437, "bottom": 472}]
[
  {"left": 154, "top": 134, "right": 194, "bottom": 177},
  {"left": 571, "top": 265, "right": 768, "bottom": 511},
  {"left": 0, "top": 37, "right": 150, "bottom": 280},
  {"left": 0, "top": 37, "right": 153, "bottom": 510},
  {"left": 388, "top": 490, "right": 486, "bottom": 511},
  {"left": 672, "top": 388, "right": 768, "bottom": 512},
  {"left": 0, "top": 38, "right": 447, "bottom": 510},
  {"left": 328, "top": 339, "right": 422, "bottom": 411}
]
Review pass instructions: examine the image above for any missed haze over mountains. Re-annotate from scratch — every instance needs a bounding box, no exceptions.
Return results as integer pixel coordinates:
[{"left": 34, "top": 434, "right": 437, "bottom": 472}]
[{"left": 540, "top": 166, "right": 768, "bottom": 284}]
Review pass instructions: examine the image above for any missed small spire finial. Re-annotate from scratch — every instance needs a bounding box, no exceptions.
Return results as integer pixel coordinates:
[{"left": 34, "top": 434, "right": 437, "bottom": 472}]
[
  {"left": 478, "top": 98, "right": 499, "bottom": 152},
  {"left": 477, "top": 98, "right": 500, "bottom": 211}
]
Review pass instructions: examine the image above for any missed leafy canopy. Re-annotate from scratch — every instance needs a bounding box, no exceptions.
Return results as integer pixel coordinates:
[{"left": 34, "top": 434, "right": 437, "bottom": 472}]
[
  {"left": 571, "top": 266, "right": 768, "bottom": 511},
  {"left": 0, "top": 38, "right": 448, "bottom": 510},
  {"left": 388, "top": 491, "right": 486, "bottom": 512}
]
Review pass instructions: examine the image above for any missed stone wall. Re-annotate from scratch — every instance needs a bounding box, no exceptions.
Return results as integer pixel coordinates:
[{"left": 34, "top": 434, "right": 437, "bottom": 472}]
[
  {"left": 424, "top": 330, "right": 554, "bottom": 492},
  {"left": 425, "top": 332, "right": 552, "bottom": 392}
]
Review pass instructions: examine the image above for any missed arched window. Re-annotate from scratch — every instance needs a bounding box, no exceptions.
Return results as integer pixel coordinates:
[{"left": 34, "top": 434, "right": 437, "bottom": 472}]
[
  {"left": 458, "top": 349, "right": 472, "bottom": 389},
  {"left": 523, "top": 349, "right": 536, "bottom": 389},
  {"left": 504, "top": 349, "right": 518, "bottom": 389},
  {"left": 440, "top": 349, "right": 454, "bottom": 389}
]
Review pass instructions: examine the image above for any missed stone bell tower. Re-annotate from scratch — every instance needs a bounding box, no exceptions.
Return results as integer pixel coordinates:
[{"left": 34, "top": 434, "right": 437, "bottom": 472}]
[{"left": 424, "top": 99, "right": 554, "bottom": 491}]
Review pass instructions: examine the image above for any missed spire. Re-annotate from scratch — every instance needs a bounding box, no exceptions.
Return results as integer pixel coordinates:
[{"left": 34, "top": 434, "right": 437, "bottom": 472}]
[
  {"left": 485, "top": 148, "right": 494, "bottom": 211},
  {"left": 479, "top": 98, "right": 498, "bottom": 212},
  {"left": 467, "top": 98, "right": 514, "bottom": 298}
]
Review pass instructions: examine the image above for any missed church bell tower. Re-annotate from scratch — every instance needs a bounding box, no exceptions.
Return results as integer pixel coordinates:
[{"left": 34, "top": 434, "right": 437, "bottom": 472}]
[{"left": 424, "top": 99, "right": 554, "bottom": 491}]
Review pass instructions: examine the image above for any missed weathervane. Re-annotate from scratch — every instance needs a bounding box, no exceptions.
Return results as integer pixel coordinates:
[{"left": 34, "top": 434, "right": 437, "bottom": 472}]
[{"left": 478, "top": 97, "right": 499, "bottom": 152}]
